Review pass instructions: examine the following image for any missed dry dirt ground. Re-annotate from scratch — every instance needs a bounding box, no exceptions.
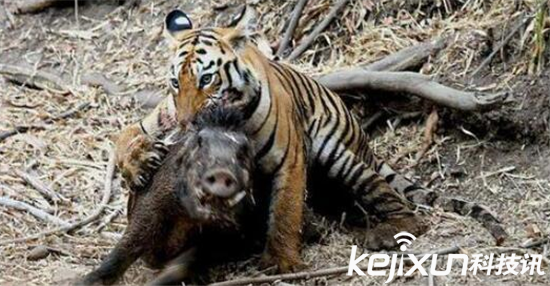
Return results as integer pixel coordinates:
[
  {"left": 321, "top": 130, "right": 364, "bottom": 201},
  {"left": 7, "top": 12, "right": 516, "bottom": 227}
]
[{"left": 0, "top": 0, "right": 549, "bottom": 285}]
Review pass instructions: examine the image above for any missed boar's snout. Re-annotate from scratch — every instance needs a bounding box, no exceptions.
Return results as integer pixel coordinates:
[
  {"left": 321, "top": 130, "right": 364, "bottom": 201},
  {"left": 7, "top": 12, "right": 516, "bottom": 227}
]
[{"left": 202, "top": 168, "right": 238, "bottom": 198}]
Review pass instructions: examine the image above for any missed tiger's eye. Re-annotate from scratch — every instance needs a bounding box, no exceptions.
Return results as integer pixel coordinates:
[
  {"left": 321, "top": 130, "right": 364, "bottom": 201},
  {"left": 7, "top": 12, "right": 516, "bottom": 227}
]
[
  {"left": 200, "top": 74, "right": 213, "bottom": 88},
  {"left": 170, "top": 78, "right": 179, "bottom": 89}
]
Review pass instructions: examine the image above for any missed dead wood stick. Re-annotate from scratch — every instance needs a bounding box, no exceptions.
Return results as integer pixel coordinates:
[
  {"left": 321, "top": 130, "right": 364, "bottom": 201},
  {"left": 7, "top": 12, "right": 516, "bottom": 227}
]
[
  {"left": 93, "top": 208, "right": 122, "bottom": 233},
  {"left": 0, "top": 149, "right": 116, "bottom": 245},
  {"left": 276, "top": 0, "right": 309, "bottom": 57},
  {"left": 363, "top": 38, "right": 446, "bottom": 72},
  {"left": 0, "top": 63, "right": 72, "bottom": 94},
  {"left": 13, "top": 169, "right": 64, "bottom": 202},
  {"left": 287, "top": 0, "right": 350, "bottom": 61},
  {"left": 0, "top": 197, "right": 70, "bottom": 227},
  {"left": 81, "top": 72, "right": 124, "bottom": 95},
  {"left": 317, "top": 71, "right": 508, "bottom": 111},
  {"left": 522, "top": 237, "right": 550, "bottom": 249},
  {"left": 0, "top": 102, "right": 91, "bottom": 142},
  {"left": 361, "top": 110, "right": 384, "bottom": 130},
  {"left": 5, "top": 0, "right": 60, "bottom": 14},
  {"left": 205, "top": 246, "right": 461, "bottom": 286}
]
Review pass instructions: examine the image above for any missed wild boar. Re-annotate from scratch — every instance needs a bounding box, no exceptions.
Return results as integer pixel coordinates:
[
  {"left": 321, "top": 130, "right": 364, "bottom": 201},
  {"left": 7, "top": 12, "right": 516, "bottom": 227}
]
[{"left": 77, "top": 107, "right": 255, "bottom": 285}]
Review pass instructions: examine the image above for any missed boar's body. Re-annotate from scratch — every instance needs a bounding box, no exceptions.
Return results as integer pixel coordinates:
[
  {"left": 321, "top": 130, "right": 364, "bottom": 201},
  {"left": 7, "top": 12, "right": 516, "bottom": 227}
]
[{"left": 78, "top": 107, "right": 262, "bottom": 286}]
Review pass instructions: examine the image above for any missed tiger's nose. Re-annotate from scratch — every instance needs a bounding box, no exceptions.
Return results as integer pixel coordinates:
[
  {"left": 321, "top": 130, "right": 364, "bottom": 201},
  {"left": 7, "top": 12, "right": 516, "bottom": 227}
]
[{"left": 202, "top": 169, "right": 238, "bottom": 198}]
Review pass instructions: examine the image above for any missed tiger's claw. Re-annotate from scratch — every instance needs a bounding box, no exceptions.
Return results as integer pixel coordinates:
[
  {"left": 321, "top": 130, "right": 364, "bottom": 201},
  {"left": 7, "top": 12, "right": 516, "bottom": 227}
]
[{"left": 118, "top": 135, "right": 170, "bottom": 192}]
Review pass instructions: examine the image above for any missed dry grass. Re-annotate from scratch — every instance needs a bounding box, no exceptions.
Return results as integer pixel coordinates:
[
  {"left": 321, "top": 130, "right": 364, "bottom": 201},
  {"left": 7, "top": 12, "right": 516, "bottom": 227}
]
[{"left": 0, "top": 0, "right": 549, "bottom": 285}]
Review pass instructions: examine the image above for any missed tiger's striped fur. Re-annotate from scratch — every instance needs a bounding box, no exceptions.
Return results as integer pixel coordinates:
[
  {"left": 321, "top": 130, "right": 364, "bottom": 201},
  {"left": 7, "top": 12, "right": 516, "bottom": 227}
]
[{"left": 114, "top": 7, "right": 506, "bottom": 272}]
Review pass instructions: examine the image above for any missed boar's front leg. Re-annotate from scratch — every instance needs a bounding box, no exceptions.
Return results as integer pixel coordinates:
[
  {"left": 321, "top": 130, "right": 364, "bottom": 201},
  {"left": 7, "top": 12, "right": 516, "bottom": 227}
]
[
  {"left": 146, "top": 248, "right": 196, "bottom": 286},
  {"left": 76, "top": 236, "right": 143, "bottom": 286}
]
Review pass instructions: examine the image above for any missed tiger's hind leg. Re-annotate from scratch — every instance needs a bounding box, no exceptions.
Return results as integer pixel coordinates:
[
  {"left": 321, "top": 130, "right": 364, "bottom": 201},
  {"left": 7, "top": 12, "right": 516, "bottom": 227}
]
[{"left": 323, "top": 149, "right": 427, "bottom": 250}]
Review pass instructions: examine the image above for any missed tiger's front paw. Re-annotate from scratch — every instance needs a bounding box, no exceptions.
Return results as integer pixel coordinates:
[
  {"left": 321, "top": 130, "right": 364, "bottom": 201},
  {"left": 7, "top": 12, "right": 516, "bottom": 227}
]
[
  {"left": 117, "top": 135, "right": 169, "bottom": 192},
  {"left": 260, "top": 249, "right": 305, "bottom": 273},
  {"left": 364, "top": 215, "right": 427, "bottom": 250}
]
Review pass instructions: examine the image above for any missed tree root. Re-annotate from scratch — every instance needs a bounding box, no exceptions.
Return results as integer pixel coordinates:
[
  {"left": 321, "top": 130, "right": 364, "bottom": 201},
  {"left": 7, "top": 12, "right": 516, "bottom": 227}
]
[
  {"left": 362, "top": 38, "right": 446, "bottom": 72},
  {"left": 318, "top": 71, "right": 509, "bottom": 111}
]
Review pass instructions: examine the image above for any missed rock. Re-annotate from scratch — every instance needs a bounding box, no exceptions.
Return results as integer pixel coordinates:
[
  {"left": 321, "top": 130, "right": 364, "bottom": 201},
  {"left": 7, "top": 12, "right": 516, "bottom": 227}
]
[{"left": 27, "top": 245, "right": 50, "bottom": 261}]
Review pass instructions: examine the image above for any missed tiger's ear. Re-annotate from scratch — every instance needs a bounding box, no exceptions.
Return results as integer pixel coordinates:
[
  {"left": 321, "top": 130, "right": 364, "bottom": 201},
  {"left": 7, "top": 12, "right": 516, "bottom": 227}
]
[
  {"left": 228, "top": 5, "right": 258, "bottom": 32},
  {"left": 224, "top": 5, "right": 258, "bottom": 51},
  {"left": 164, "top": 9, "right": 193, "bottom": 46}
]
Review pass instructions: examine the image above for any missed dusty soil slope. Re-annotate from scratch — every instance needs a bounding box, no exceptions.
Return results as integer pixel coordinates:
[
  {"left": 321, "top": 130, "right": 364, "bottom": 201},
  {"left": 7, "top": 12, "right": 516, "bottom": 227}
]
[{"left": 0, "top": 0, "right": 549, "bottom": 285}]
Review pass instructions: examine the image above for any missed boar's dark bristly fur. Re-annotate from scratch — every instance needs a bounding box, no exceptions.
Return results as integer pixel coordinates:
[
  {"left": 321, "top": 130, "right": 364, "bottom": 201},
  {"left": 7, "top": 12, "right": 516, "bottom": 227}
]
[{"left": 77, "top": 107, "right": 255, "bottom": 286}]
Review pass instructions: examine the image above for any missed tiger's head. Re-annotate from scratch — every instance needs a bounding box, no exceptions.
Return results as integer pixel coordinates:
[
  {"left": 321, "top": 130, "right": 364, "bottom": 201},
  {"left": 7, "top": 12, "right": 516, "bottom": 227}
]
[{"left": 163, "top": 6, "right": 270, "bottom": 125}]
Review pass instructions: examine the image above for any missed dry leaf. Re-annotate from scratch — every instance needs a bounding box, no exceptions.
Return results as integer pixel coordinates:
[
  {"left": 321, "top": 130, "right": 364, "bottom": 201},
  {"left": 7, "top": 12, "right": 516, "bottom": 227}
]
[{"left": 526, "top": 223, "right": 542, "bottom": 239}]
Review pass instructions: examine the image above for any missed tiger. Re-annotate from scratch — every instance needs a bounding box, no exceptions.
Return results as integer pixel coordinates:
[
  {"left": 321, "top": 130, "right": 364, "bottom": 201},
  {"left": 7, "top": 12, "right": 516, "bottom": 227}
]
[{"left": 114, "top": 6, "right": 507, "bottom": 272}]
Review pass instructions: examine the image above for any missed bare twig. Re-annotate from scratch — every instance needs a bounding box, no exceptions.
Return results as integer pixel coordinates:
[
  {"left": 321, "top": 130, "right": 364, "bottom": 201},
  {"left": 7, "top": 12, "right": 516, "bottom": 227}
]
[
  {"left": 276, "top": 0, "right": 309, "bottom": 57},
  {"left": 81, "top": 72, "right": 123, "bottom": 95},
  {"left": 0, "top": 197, "right": 69, "bottom": 227},
  {"left": 13, "top": 169, "right": 64, "bottom": 202},
  {"left": 0, "top": 63, "right": 72, "bottom": 94},
  {"left": 318, "top": 71, "right": 508, "bottom": 111},
  {"left": 0, "top": 102, "right": 91, "bottom": 142},
  {"left": 287, "top": 0, "right": 350, "bottom": 61},
  {"left": 361, "top": 110, "right": 384, "bottom": 130},
  {"left": 470, "top": 13, "right": 531, "bottom": 77},
  {"left": 0, "top": 149, "right": 116, "bottom": 245},
  {"left": 363, "top": 38, "right": 447, "bottom": 72},
  {"left": 522, "top": 237, "right": 550, "bottom": 249},
  {"left": 205, "top": 246, "right": 461, "bottom": 286},
  {"left": 93, "top": 208, "right": 122, "bottom": 233}
]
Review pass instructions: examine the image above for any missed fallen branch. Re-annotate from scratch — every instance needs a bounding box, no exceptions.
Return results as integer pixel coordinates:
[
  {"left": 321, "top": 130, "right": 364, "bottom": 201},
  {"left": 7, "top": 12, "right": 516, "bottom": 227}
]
[
  {"left": 362, "top": 38, "right": 446, "bottom": 72},
  {"left": 0, "top": 102, "right": 91, "bottom": 142},
  {"left": 276, "top": 0, "right": 309, "bottom": 57},
  {"left": 0, "top": 197, "right": 70, "bottom": 227},
  {"left": 13, "top": 169, "right": 64, "bottom": 203},
  {"left": 0, "top": 63, "right": 72, "bottom": 94},
  {"left": 0, "top": 149, "right": 116, "bottom": 245},
  {"left": 204, "top": 246, "right": 461, "bottom": 286},
  {"left": 318, "top": 71, "right": 508, "bottom": 111},
  {"left": 287, "top": 0, "right": 350, "bottom": 61}
]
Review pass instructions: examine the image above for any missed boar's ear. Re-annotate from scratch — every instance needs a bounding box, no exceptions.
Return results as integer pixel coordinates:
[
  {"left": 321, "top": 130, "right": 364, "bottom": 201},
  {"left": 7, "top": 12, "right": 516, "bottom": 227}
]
[{"left": 164, "top": 9, "right": 193, "bottom": 46}]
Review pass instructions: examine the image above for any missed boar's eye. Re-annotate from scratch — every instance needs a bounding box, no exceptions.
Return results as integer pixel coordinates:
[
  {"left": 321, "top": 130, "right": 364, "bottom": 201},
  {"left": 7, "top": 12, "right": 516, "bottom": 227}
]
[
  {"left": 196, "top": 135, "right": 203, "bottom": 148},
  {"left": 237, "top": 144, "right": 250, "bottom": 162}
]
